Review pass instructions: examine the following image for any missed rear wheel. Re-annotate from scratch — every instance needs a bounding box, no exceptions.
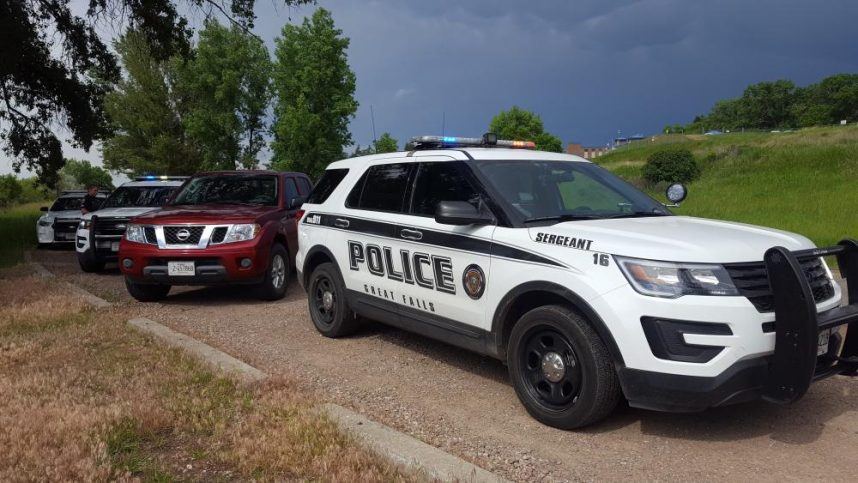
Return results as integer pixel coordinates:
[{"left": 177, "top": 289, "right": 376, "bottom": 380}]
[
  {"left": 125, "top": 277, "right": 170, "bottom": 302},
  {"left": 256, "top": 244, "right": 289, "bottom": 301},
  {"left": 508, "top": 305, "right": 620, "bottom": 429},
  {"left": 307, "top": 262, "right": 359, "bottom": 337}
]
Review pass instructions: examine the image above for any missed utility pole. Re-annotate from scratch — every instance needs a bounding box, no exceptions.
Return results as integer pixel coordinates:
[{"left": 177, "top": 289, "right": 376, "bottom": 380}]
[
  {"left": 370, "top": 105, "right": 377, "bottom": 143},
  {"left": 441, "top": 111, "right": 446, "bottom": 137}
]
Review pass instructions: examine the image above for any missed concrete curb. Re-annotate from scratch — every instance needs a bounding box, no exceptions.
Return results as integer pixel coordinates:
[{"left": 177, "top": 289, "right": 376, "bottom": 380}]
[
  {"left": 323, "top": 403, "right": 509, "bottom": 483},
  {"left": 128, "top": 317, "right": 267, "bottom": 383},
  {"left": 25, "top": 252, "right": 112, "bottom": 309},
  {"left": 126, "top": 317, "right": 506, "bottom": 482}
]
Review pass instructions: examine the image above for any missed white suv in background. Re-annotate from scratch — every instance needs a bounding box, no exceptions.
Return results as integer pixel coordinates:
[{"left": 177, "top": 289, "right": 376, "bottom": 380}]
[
  {"left": 296, "top": 134, "right": 858, "bottom": 429},
  {"left": 37, "top": 190, "right": 108, "bottom": 246},
  {"left": 76, "top": 176, "right": 185, "bottom": 272}
]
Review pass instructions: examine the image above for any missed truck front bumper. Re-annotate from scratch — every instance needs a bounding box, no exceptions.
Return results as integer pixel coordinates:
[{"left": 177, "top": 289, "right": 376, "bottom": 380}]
[{"left": 620, "top": 239, "right": 858, "bottom": 412}]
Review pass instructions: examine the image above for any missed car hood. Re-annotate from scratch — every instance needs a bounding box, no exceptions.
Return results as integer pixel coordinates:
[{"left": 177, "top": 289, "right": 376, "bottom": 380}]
[
  {"left": 131, "top": 204, "right": 275, "bottom": 224},
  {"left": 82, "top": 207, "right": 161, "bottom": 220},
  {"left": 528, "top": 215, "right": 816, "bottom": 264},
  {"left": 43, "top": 210, "right": 82, "bottom": 220}
]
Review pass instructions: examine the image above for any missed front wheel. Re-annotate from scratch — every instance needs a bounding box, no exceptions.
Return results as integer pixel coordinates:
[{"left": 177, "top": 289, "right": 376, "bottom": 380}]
[
  {"left": 125, "top": 277, "right": 170, "bottom": 302},
  {"left": 307, "top": 262, "right": 359, "bottom": 337},
  {"left": 77, "top": 252, "right": 105, "bottom": 273},
  {"left": 508, "top": 305, "right": 620, "bottom": 429},
  {"left": 256, "top": 243, "right": 289, "bottom": 301}
]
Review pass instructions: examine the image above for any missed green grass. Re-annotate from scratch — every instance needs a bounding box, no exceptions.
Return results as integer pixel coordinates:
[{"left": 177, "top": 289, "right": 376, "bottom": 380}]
[
  {"left": 596, "top": 125, "right": 858, "bottom": 248},
  {"left": 0, "top": 202, "right": 47, "bottom": 267}
]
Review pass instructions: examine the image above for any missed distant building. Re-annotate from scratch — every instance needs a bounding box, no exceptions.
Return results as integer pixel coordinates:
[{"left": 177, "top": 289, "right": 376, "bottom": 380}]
[
  {"left": 566, "top": 143, "right": 610, "bottom": 159},
  {"left": 613, "top": 134, "right": 646, "bottom": 147}
]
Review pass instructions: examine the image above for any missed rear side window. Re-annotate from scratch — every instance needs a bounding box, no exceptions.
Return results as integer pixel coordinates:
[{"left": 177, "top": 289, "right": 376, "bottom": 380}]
[
  {"left": 307, "top": 169, "right": 348, "bottom": 204},
  {"left": 296, "top": 177, "right": 312, "bottom": 196},
  {"left": 284, "top": 177, "right": 299, "bottom": 201},
  {"left": 409, "top": 162, "right": 480, "bottom": 216},
  {"left": 346, "top": 163, "right": 412, "bottom": 213}
]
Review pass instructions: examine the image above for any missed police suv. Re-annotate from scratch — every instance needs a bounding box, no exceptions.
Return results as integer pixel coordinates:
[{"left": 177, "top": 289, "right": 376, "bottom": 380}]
[
  {"left": 37, "top": 190, "right": 108, "bottom": 246},
  {"left": 296, "top": 134, "right": 858, "bottom": 429},
  {"left": 76, "top": 176, "right": 185, "bottom": 272}
]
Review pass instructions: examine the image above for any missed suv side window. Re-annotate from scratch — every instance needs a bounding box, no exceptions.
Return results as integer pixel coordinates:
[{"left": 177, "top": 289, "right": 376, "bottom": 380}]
[
  {"left": 346, "top": 163, "right": 413, "bottom": 213},
  {"left": 307, "top": 168, "right": 348, "bottom": 204},
  {"left": 409, "top": 162, "right": 481, "bottom": 216}
]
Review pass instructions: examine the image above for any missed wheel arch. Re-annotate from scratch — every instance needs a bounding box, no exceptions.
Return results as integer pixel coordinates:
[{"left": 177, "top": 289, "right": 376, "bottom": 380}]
[
  {"left": 302, "top": 245, "right": 341, "bottom": 288},
  {"left": 491, "top": 281, "right": 625, "bottom": 365}
]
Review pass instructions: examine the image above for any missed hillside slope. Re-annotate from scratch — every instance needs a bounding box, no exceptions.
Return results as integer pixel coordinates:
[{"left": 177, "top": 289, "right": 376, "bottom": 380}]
[{"left": 595, "top": 125, "right": 858, "bottom": 248}]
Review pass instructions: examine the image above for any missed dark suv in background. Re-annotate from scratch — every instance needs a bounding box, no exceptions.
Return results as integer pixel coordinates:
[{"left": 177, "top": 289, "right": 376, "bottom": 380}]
[{"left": 118, "top": 170, "right": 311, "bottom": 301}]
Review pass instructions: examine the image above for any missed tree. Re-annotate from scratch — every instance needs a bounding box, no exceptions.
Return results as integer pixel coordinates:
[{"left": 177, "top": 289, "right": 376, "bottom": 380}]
[
  {"left": 488, "top": 106, "right": 563, "bottom": 152},
  {"left": 739, "top": 80, "right": 797, "bottom": 129},
  {"left": 373, "top": 133, "right": 399, "bottom": 154},
  {"left": 59, "top": 159, "right": 114, "bottom": 190},
  {"left": 0, "top": 175, "right": 23, "bottom": 208},
  {"left": 102, "top": 31, "right": 203, "bottom": 176},
  {"left": 1, "top": 0, "right": 311, "bottom": 188},
  {"left": 178, "top": 20, "right": 272, "bottom": 170},
  {"left": 271, "top": 8, "right": 358, "bottom": 177}
]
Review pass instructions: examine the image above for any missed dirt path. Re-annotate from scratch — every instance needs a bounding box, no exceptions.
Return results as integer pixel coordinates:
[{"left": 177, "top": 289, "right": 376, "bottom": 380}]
[{"left": 36, "top": 249, "right": 858, "bottom": 482}]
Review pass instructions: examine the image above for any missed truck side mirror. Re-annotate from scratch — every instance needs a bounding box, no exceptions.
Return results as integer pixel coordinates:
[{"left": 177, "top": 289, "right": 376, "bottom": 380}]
[
  {"left": 287, "top": 196, "right": 305, "bottom": 210},
  {"left": 435, "top": 201, "right": 494, "bottom": 226}
]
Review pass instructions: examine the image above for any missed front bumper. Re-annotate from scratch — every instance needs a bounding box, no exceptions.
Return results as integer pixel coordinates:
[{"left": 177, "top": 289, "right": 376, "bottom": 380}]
[
  {"left": 119, "top": 238, "right": 270, "bottom": 286},
  {"left": 619, "top": 240, "right": 858, "bottom": 412}
]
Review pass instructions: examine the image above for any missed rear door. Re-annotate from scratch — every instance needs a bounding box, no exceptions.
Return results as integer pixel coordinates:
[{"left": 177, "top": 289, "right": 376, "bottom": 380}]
[{"left": 393, "top": 157, "right": 496, "bottom": 332}]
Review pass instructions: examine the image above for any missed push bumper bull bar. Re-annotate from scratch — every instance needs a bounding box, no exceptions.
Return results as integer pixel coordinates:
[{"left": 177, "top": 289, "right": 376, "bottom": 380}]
[{"left": 763, "top": 238, "right": 858, "bottom": 404}]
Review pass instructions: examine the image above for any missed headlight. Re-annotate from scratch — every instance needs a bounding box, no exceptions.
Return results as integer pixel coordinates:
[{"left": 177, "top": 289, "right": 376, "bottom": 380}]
[
  {"left": 616, "top": 256, "right": 739, "bottom": 298},
  {"left": 125, "top": 224, "right": 147, "bottom": 243},
  {"left": 224, "top": 224, "right": 260, "bottom": 243},
  {"left": 38, "top": 218, "right": 52, "bottom": 227},
  {"left": 79, "top": 219, "right": 91, "bottom": 230}
]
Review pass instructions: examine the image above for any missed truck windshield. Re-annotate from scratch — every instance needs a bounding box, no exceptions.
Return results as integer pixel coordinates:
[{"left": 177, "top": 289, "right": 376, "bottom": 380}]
[
  {"left": 472, "top": 160, "right": 670, "bottom": 223},
  {"left": 50, "top": 196, "right": 85, "bottom": 211},
  {"left": 170, "top": 175, "right": 278, "bottom": 206},
  {"left": 101, "top": 186, "right": 176, "bottom": 209}
]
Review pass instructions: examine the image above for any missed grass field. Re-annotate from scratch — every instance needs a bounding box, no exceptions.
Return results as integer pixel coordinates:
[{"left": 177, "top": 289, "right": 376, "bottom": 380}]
[
  {"left": 0, "top": 202, "right": 46, "bottom": 267},
  {"left": 596, "top": 125, "right": 858, "bottom": 249}
]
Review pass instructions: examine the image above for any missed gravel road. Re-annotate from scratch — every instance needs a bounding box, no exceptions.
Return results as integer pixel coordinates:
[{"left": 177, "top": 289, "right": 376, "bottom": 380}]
[{"left": 35, "top": 248, "right": 858, "bottom": 482}]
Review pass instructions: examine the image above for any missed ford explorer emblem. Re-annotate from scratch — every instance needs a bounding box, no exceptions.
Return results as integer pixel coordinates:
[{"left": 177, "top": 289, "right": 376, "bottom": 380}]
[{"left": 176, "top": 228, "right": 191, "bottom": 241}]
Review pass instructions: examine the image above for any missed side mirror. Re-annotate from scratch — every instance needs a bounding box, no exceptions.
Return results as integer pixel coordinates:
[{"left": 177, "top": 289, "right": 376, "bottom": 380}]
[
  {"left": 40, "top": 206, "right": 49, "bottom": 212},
  {"left": 287, "top": 196, "right": 305, "bottom": 210},
  {"left": 435, "top": 201, "right": 493, "bottom": 226},
  {"left": 665, "top": 183, "right": 688, "bottom": 205}
]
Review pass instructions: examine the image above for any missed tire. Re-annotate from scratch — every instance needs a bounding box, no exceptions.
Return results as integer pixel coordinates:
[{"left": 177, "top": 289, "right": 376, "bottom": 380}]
[
  {"left": 256, "top": 243, "right": 289, "bottom": 301},
  {"left": 307, "top": 262, "right": 359, "bottom": 337},
  {"left": 507, "top": 305, "right": 621, "bottom": 429},
  {"left": 77, "top": 252, "right": 105, "bottom": 273},
  {"left": 125, "top": 277, "right": 171, "bottom": 302}
]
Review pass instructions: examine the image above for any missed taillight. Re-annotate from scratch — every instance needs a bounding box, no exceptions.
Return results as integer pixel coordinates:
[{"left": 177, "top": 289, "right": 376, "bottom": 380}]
[{"left": 295, "top": 209, "right": 305, "bottom": 224}]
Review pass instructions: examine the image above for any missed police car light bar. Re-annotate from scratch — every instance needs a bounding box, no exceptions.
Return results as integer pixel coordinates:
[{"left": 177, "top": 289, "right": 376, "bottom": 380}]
[
  {"left": 409, "top": 133, "right": 536, "bottom": 150},
  {"left": 134, "top": 175, "right": 188, "bottom": 181}
]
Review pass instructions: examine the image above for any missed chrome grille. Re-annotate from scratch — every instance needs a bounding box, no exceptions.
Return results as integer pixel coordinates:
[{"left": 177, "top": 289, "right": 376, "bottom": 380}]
[{"left": 164, "top": 226, "right": 205, "bottom": 245}]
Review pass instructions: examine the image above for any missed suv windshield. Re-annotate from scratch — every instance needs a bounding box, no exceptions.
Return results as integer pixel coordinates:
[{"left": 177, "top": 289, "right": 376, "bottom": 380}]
[
  {"left": 50, "top": 196, "right": 85, "bottom": 211},
  {"left": 473, "top": 160, "right": 670, "bottom": 223},
  {"left": 170, "top": 175, "right": 278, "bottom": 206},
  {"left": 101, "top": 186, "right": 176, "bottom": 209}
]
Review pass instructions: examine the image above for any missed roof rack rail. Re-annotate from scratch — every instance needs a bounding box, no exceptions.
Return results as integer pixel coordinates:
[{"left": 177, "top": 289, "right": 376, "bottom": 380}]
[{"left": 409, "top": 133, "right": 536, "bottom": 151}]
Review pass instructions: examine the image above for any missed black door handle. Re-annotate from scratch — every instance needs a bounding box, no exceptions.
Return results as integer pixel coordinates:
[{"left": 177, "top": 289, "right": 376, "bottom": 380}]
[{"left": 400, "top": 228, "right": 423, "bottom": 241}]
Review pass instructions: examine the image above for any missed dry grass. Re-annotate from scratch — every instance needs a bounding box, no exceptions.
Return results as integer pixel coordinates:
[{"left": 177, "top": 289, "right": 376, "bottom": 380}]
[{"left": 0, "top": 267, "right": 414, "bottom": 482}]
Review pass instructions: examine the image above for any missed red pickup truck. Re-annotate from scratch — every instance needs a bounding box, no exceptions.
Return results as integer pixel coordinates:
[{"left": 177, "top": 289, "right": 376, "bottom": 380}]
[{"left": 118, "top": 170, "right": 312, "bottom": 301}]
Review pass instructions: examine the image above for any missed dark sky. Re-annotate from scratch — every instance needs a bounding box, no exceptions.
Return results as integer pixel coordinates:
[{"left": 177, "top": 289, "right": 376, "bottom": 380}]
[
  {"left": 4, "top": 0, "right": 857, "bottom": 176},
  {"left": 254, "top": 0, "right": 858, "bottom": 148}
]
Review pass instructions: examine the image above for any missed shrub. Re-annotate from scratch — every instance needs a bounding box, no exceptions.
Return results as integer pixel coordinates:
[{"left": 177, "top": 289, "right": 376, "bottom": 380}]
[{"left": 642, "top": 148, "right": 700, "bottom": 185}]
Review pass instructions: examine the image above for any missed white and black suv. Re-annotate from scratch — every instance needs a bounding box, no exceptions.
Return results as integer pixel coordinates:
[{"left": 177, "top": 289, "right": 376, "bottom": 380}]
[
  {"left": 37, "top": 190, "right": 108, "bottom": 246},
  {"left": 76, "top": 176, "right": 185, "bottom": 272},
  {"left": 296, "top": 134, "right": 858, "bottom": 429}
]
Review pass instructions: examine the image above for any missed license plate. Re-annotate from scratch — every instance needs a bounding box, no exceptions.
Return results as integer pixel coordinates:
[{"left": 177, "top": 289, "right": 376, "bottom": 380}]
[
  {"left": 111, "top": 242, "right": 120, "bottom": 252},
  {"left": 168, "top": 261, "right": 195, "bottom": 276},
  {"left": 59, "top": 233, "right": 75, "bottom": 240},
  {"left": 817, "top": 329, "right": 832, "bottom": 356}
]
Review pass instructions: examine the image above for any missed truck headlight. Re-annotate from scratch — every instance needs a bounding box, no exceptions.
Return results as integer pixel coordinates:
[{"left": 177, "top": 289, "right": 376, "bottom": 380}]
[
  {"left": 125, "top": 224, "right": 147, "bottom": 243},
  {"left": 224, "top": 224, "right": 260, "bottom": 243},
  {"left": 38, "top": 218, "right": 52, "bottom": 227},
  {"left": 616, "top": 256, "right": 739, "bottom": 298}
]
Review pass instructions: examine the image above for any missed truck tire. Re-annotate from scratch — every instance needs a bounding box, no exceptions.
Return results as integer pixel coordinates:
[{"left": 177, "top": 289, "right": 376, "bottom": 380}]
[
  {"left": 507, "top": 305, "right": 620, "bottom": 429},
  {"left": 125, "top": 277, "right": 171, "bottom": 302},
  {"left": 77, "top": 252, "right": 105, "bottom": 273},
  {"left": 307, "top": 262, "right": 359, "bottom": 337},
  {"left": 256, "top": 243, "right": 289, "bottom": 301}
]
